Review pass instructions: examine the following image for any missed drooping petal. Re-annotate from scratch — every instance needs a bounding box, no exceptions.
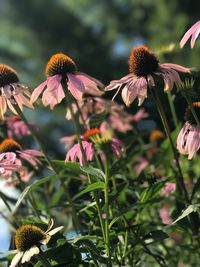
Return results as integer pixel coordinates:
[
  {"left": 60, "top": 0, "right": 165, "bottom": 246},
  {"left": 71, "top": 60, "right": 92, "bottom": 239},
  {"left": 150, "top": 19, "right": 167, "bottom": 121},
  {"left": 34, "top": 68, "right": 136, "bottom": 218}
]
[
  {"left": 180, "top": 20, "right": 200, "bottom": 48},
  {"left": 21, "top": 246, "right": 40, "bottom": 263},
  {"left": 160, "top": 63, "right": 190, "bottom": 73},
  {"left": 31, "top": 80, "right": 47, "bottom": 103},
  {"left": 67, "top": 73, "right": 85, "bottom": 101},
  {"left": 76, "top": 72, "right": 104, "bottom": 96}
]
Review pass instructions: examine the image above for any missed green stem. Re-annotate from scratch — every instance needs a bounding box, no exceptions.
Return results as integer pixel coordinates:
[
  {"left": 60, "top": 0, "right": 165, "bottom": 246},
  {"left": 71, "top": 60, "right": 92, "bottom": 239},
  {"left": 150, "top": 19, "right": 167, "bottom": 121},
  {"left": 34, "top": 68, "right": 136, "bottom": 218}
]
[
  {"left": 167, "top": 92, "right": 178, "bottom": 128},
  {"left": 61, "top": 79, "right": 87, "bottom": 164},
  {"left": 150, "top": 87, "right": 189, "bottom": 202},
  {"left": 87, "top": 174, "right": 106, "bottom": 242},
  {"left": 14, "top": 105, "right": 57, "bottom": 174},
  {"left": 104, "top": 157, "right": 112, "bottom": 266}
]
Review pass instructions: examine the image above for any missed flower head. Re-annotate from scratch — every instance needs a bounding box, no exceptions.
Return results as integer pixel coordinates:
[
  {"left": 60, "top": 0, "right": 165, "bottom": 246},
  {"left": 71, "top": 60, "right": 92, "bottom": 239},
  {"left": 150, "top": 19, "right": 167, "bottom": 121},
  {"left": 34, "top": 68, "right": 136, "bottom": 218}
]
[
  {"left": 177, "top": 102, "right": 200, "bottom": 159},
  {"left": 0, "top": 139, "right": 43, "bottom": 167},
  {"left": 105, "top": 45, "right": 190, "bottom": 106},
  {"left": 0, "top": 64, "right": 33, "bottom": 118},
  {"left": 65, "top": 128, "right": 125, "bottom": 165},
  {"left": 10, "top": 219, "right": 64, "bottom": 267},
  {"left": 180, "top": 20, "right": 200, "bottom": 48},
  {"left": 31, "top": 53, "right": 103, "bottom": 109}
]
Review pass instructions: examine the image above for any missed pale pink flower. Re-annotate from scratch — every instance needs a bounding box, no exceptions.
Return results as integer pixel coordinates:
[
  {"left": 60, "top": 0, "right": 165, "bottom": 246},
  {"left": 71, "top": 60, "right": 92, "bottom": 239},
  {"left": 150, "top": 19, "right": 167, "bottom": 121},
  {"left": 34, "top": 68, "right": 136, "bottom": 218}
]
[
  {"left": 160, "top": 182, "right": 176, "bottom": 197},
  {"left": 180, "top": 20, "right": 200, "bottom": 48},
  {"left": 31, "top": 53, "right": 103, "bottom": 109},
  {"left": 5, "top": 115, "right": 32, "bottom": 139},
  {"left": 0, "top": 64, "right": 33, "bottom": 118},
  {"left": 0, "top": 139, "right": 43, "bottom": 168},
  {"left": 105, "top": 45, "right": 190, "bottom": 106},
  {"left": 65, "top": 141, "right": 94, "bottom": 166},
  {"left": 177, "top": 121, "right": 200, "bottom": 160},
  {"left": 65, "top": 129, "right": 125, "bottom": 165},
  {"left": 159, "top": 205, "right": 172, "bottom": 225}
]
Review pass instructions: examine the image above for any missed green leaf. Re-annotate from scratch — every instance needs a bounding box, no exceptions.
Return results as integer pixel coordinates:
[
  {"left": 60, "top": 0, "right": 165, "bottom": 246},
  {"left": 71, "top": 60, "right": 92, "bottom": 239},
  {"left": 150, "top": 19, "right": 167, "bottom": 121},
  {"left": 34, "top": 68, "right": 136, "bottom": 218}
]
[
  {"left": 80, "top": 166, "right": 105, "bottom": 180},
  {"left": 51, "top": 160, "right": 84, "bottom": 174},
  {"left": 13, "top": 175, "right": 58, "bottom": 213},
  {"left": 72, "top": 181, "right": 105, "bottom": 200},
  {"left": 171, "top": 204, "right": 200, "bottom": 225}
]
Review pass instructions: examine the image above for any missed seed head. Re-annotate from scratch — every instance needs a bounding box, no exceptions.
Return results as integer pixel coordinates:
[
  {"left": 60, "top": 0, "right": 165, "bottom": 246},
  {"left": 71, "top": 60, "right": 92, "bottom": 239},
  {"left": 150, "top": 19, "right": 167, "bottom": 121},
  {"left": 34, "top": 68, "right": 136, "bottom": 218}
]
[
  {"left": 0, "top": 64, "right": 19, "bottom": 88},
  {"left": 0, "top": 139, "right": 22, "bottom": 153},
  {"left": 129, "top": 46, "right": 159, "bottom": 77},
  {"left": 45, "top": 53, "right": 77, "bottom": 77},
  {"left": 15, "top": 224, "right": 45, "bottom": 251}
]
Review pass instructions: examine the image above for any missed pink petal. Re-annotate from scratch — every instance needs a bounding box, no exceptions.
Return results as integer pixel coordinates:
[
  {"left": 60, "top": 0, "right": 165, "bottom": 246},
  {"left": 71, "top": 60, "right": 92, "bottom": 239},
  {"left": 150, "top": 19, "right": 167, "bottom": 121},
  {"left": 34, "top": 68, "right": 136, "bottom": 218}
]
[
  {"left": 180, "top": 20, "right": 200, "bottom": 48},
  {"left": 31, "top": 80, "right": 47, "bottom": 103},
  {"left": 67, "top": 73, "right": 85, "bottom": 101}
]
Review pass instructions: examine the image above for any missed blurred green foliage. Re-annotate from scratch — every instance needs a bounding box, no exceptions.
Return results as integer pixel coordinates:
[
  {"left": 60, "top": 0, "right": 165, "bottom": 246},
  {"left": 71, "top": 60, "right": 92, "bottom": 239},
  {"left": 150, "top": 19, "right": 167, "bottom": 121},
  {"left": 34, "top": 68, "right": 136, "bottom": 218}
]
[{"left": 0, "top": 0, "right": 200, "bottom": 87}]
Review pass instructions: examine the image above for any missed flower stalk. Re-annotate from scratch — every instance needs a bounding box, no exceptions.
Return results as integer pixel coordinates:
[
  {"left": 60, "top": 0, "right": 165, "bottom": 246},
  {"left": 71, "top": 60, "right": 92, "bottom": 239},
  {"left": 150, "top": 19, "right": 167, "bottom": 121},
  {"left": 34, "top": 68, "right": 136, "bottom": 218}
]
[
  {"left": 149, "top": 86, "right": 189, "bottom": 202},
  {"left": 61, "top": 78, "right": 87, "bottom": 165},
  {"left": 38, "top": 251, "right": 51, "bottom": 267},
  {"left": 167, "top": 92, "right": 178, "bottom": 128},
  {"left": 104, "top": 156, "right": 112, "bottom": 266}
]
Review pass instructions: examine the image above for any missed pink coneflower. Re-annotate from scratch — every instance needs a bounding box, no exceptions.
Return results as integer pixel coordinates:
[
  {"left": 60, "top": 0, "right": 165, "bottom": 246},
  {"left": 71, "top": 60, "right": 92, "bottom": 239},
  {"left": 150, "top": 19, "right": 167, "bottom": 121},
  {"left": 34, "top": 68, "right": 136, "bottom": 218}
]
[
  {"left": 0, "top": 139, "right": 43, "bottom": 167},
  {"left": 180, "top": 20, "right": 200, "bottom": 48},
  {"left": 31, "top": 53, "right": 103, "bottom": 109},
  {"left": 65, "top": 128, "right": 125, "bottom": 166},
  {"left": 0, "top": 152, "right": 19, "bottom": 174},
  {"left": 4, "top": 115, "right": 32, "bottom": 139},
  {"left": 177, "top": 102, "right": 200, "bottom": 159},
  {"left": 105, "top": 45, "right": 190, "bottom": 106},
  {"left": 0, "top": 64, "right": 33, "bottom": 118},
  {"left": 65, "top": 141, "right": 94, "bottom": 166},
  {"left": 160, "top": 182, "right": 176, "bottom": 197}
]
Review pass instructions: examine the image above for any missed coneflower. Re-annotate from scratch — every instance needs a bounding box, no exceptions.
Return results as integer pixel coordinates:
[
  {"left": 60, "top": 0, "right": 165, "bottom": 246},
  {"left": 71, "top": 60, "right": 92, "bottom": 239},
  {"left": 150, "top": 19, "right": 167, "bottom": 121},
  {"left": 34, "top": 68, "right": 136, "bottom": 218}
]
[
  {"left": 31, "top": 53, "right": 103, "bottom": 109},
  {"left": 105, "top": 45, "right": 190, "bottom": 106},
  {"left": 0, "top": 64, "right": 33, "bottom": 118}
]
